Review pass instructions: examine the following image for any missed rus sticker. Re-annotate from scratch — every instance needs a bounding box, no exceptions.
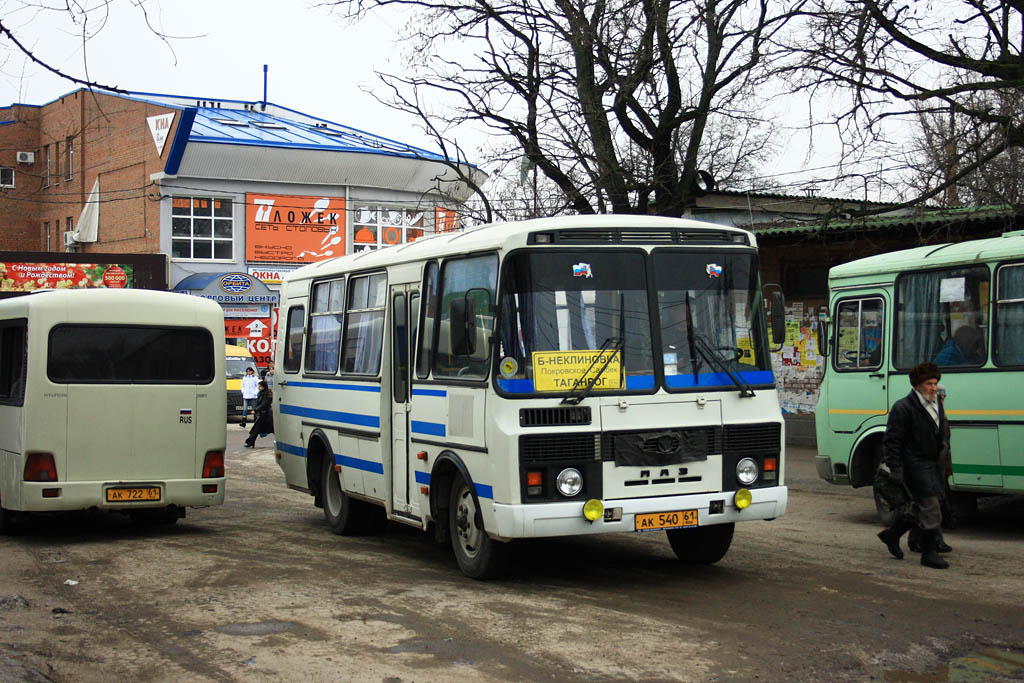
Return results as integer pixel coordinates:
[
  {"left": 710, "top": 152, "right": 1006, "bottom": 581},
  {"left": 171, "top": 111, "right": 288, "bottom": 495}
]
[
  {"left": 706, "top": 263, "right": 723, "bottom": 278},
  {"left": 572, "top": 262, "right": 593, "bottom": 278}
]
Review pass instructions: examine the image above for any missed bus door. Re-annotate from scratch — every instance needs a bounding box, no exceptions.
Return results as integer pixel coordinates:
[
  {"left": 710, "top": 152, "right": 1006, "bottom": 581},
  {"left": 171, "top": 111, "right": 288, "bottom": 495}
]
[
  {"left": 827, "top": 294, "right": 889, "bottom": 432},
  {"left": 388, "top": 285, "right": 420, "bottom": 517}
]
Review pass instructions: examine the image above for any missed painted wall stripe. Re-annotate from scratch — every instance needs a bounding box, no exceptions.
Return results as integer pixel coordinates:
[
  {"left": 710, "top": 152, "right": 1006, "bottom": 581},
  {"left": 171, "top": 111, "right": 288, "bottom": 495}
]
[
  {"left": 411, "top": 420, "right": 446, "bottom": 437},
  {"left": 276, "top": 441, "right": 306, "bottom": 457},
  {"left": 335, "top": 453, "right": 385, "bottom": 475},
  {"left": 281, "top": 404, "right": 380, "bottom": 429}
]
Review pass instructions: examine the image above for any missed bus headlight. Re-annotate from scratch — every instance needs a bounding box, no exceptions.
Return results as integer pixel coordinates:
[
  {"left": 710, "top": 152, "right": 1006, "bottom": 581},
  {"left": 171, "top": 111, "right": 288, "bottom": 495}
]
[
  {"left": 556, "top": 468, "right": 583, "bottom": 497},
  {"left": 736, "top": 457, "right": 759, "bottom": 486}
]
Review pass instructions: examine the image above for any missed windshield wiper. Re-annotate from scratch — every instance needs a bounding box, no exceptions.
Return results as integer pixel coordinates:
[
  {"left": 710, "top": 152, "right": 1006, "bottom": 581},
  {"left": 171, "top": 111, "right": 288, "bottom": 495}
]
[
  {"left": 691, "top": 333, "right": 755, "bottom": 398},
  {"left": 561, "top": 336, "right": 624, "bottom": 405}
]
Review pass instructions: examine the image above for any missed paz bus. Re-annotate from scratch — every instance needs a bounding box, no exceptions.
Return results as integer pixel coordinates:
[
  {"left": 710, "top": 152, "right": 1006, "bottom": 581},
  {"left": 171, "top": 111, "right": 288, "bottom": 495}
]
[
  {"left": 0, "top": 289, "right": 227, "bottom": 530},
  {"left": 273, "top": 215, "right": 788, "bottom": 578},
  {"left": 814, "top": 230, "right": 1024, "bottom": 520}
]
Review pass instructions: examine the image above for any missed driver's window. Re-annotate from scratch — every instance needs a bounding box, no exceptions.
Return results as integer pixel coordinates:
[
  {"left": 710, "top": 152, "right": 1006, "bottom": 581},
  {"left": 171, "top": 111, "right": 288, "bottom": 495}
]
[
  {"left": 834, "top": 297, "right": 884, "bottom": 371},
  {"left": 434, "top": 254, "right": 497, "bottom": 379}
]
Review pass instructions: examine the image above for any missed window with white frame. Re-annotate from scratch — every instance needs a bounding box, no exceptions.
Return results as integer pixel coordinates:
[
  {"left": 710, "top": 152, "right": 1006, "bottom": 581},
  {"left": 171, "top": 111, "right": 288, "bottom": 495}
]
[
  {"left": 171, "top": 197, "right": 234, "bottom": 260},
  {"left": 66, "top": 136, "right": 74, "bottom": 180},
  {"left": 351, "top": 205, "right": 430, "bottom": 253},
  {"left": 0, "top": 167, "right": 13, "bottom": 187}
]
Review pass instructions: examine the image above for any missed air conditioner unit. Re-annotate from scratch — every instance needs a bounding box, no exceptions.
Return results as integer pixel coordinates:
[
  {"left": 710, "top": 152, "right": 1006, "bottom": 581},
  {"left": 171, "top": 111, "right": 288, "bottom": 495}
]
[
  {"left": 16, "top": 151, "right": 35, "bottom": 164},
  {"left": 63, "top": 231, "right": 78, "bottom": 247}
]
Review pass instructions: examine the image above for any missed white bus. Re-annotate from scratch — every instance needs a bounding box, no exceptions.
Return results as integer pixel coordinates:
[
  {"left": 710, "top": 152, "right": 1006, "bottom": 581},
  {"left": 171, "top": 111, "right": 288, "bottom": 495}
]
[
  {"left": 0, "top": 289, "right": 227, "bottom": 530},
  {"left": 274, "top": 215, "right": 787, "bottom": 578}
]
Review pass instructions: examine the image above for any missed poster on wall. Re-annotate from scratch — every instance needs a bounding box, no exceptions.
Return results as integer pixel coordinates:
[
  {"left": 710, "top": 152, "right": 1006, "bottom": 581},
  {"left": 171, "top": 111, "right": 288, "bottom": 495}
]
[
  {"left": 245, "top": 194, "right": 346, "bottom": 263},
  {"left": 0, "top": 262, "right": 132, "bottom": 292}
]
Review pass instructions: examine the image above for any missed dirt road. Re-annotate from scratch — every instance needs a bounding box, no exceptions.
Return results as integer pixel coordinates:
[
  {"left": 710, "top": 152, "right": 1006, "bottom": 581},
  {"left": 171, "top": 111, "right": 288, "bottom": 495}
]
[{"left": 2, "top": 431, "right": 1022, "bottom": 682}]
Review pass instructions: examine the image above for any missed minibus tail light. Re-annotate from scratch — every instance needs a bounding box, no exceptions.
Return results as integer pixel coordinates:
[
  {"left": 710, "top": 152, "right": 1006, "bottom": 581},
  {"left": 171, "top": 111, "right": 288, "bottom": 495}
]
[
  {"left": 203, "top": 451, "right": 225, "bottom": 478},
  {"left": 24, "top": 453, "right": 58, "bottom": 482}
]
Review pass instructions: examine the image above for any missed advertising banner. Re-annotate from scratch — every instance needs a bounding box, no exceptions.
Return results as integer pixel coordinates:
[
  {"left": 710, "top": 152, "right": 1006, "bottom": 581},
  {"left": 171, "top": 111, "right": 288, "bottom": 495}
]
[
  {"left": 225, "top": 318, "right": 272, "bottom": 339},
  {"left": 0, "top": 262, "right": 133, "bottom": 292},
  {"left": 246, "top": 194, "right": 346, "bottom": 263}
]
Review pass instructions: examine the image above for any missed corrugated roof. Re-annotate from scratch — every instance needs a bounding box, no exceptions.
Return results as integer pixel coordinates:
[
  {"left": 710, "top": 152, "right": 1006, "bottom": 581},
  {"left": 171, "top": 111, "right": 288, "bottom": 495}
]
[{"left": 753, "top": 205, "right": 1020, "bottom": 236}]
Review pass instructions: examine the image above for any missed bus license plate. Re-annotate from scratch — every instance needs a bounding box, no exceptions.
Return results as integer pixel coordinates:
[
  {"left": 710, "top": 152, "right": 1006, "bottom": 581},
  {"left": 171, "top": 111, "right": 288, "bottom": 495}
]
[
  {"left": 634, "top": 509, "right": 698, "bottom": 532},
  {"left": 106, "top": 487, "right": 161, "bottom": 502}
]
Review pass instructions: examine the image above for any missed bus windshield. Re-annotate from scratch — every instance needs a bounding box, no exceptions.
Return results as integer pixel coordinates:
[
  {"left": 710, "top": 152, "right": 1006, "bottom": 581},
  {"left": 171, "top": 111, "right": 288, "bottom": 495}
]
[
  {"left": 652, "top": 250, "right": 773, "bottom": 388},
  {"left": 226, "top": 356, "right": 255, "bottom": 379},
  {"left": 497, "top": 250, "right": 654, "bottom": 394}
]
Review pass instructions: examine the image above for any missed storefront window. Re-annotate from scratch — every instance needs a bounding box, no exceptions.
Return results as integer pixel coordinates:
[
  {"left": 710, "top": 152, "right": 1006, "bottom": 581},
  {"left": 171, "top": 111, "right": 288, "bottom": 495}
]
[
  {"left": 351, "top": 205, "right": 432, "bottom": 253},
  {"left": 172, "top": 197, "right": 234, "bottom": 260}
]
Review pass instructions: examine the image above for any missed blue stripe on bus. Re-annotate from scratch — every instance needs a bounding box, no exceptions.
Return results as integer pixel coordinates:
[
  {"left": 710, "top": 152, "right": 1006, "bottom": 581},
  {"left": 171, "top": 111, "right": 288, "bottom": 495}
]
[
  {"left": 626, "top": 374, "right": 656, "bottom": 390},
  {"left": 665, "top": 370, "right": 774, "bottom": 388},
  {"left": 285, "top": 381, "right": 381, "bottom": 392},
  {"left": 475, "top": 483, "right": 494, "bottom": 499},
  {"left": 276, "top": 441, "right": 306, "bottom": 457},
  {"left": 280, "top": 404, "right": 380, "bottom": 429},
  {"left": 415, "top": 470, "right": 431, "bottom": 485},
  {"left": 411, "top": 420, "right": 446, "bottom": 437},
  {"left": 412, "top": 388, "right": 447, "bottom": 397},
  {"left": 334, "top": 453, "right": 385, "bottom": 475}
]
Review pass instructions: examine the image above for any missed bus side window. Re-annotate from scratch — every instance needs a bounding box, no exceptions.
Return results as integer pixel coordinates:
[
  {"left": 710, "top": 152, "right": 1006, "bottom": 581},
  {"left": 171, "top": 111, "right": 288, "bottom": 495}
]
[
  {"left": 994, "top": 263, "right": 1024, "bottom": 366},
  {"left": 416, "top": 261, "right": 438, "bottom": 379},
  {"left": 283, "top": 306, "right": 305, "bottom": 374},
  {"left": 435, "top": 254, "right": 497, "bottom": 379},
  {"left": 341, "top": 273, "right": 387, "bottom": 375},
  {"left": 834, "top": 298, "right": 883, "bottom": 370},
  {"left": 305, "top": 279, "right": 344, "bottom": 374},
  {"left": 0, "top": 321, "right": 27, "bottom": 406}
]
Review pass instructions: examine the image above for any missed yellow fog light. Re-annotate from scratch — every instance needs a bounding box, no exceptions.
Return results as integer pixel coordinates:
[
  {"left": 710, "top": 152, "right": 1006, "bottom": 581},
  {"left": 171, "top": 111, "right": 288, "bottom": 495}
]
[
  {"left": 734, "top": 488, "right": 752, "bottom": 510},
  {"left": 583, "top": 499, "right": 604, "bottom": 522}
]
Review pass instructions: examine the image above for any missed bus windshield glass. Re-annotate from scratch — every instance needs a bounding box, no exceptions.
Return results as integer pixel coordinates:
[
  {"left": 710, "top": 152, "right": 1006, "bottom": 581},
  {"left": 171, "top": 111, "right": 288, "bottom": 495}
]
[
  {"left": 496, "top": 250, "right": 654, "bottom": 394},
  {"left": 226, "top": 356, "right": 255, "bottom": 379},
  {"left": 652, "top": 250, "right": 773, "bottom": 388}
]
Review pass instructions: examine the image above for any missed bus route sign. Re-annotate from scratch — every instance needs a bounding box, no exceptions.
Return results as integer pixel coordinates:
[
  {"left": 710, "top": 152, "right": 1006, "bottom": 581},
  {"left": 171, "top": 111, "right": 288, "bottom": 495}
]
[{"left": 531, "top": 350, "right": 622, "bottom": 392}]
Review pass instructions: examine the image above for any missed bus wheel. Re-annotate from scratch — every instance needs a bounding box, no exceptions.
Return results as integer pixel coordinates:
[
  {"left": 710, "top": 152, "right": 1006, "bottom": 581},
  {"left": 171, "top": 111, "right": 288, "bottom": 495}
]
[
  {"left": 449, "top": 475, "right": 509, "bottom": 580},
  {"left": 321, "top": 457, "right": 362, "bottom": 535},
  {"left": 873, "top": 483, "right": 898, "bottom": 526},
  {"left": 667, "top": 523, "right": 734, "bottom": 564}
]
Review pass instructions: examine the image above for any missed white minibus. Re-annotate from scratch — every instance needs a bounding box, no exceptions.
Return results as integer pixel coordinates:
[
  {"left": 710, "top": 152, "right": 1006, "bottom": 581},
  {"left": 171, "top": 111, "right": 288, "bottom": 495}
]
[{"left": 0, "top": 289, "right": 227, "bottom": 530}]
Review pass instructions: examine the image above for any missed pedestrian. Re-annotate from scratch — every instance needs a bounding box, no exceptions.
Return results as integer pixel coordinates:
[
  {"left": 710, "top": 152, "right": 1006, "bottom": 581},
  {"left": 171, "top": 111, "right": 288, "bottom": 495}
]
[
  {"left": 908, "top": 382, "right": 954, "bottom": 553},
  {"left": 240, "top": 366, "right": 259, "bottom": 428},
  {"left": 877, "top": 362, "right": 952, "bottom": 569},
  {"left": 263, "top": 362, "right": 275, "bottom": 391},
  {"left": 243, "top": 381, "right": 274, "bottom": 448}
]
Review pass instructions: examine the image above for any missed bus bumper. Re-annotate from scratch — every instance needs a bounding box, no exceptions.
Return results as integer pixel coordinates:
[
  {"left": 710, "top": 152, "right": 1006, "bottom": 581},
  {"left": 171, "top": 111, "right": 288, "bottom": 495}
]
[
  {"left": 491, "top": 486, "right": 787, "bottom": 539},
  {"left": 16, "top": 479, "right": 225, "bottom": 512}
]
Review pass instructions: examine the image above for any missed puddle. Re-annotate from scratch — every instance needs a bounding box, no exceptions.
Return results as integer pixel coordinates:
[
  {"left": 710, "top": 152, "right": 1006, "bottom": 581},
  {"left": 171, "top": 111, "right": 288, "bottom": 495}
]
[
  {"left": 885, "top": 648, "right": 1024, "bottom": 682},
  {"left": 215, "top": 621, "right": 299, "bottom": 636}
]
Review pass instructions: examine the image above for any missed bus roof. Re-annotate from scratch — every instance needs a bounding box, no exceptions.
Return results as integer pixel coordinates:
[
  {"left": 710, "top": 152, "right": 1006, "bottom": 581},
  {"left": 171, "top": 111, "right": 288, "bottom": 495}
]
[
  {"left": 0, "top": 288, "right": 223, "bottom": 321},
  {"left": 284, "top": 215, "right": 756, "bottom": 284},
  {"left": 829, "top": 230, "right": 1024, "bottom": 283}
]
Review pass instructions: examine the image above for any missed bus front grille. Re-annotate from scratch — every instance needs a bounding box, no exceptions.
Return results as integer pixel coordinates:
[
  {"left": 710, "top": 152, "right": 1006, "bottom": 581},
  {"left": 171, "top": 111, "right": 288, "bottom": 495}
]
[
  {"left": 519, "top": 434, "right": 600, "bottom": 463},
  {"left": 723, "top": 422, "right": 781, "bottom": 456},
  {"left": 519, "top": 406, "right": 592, "bottom": 427}
]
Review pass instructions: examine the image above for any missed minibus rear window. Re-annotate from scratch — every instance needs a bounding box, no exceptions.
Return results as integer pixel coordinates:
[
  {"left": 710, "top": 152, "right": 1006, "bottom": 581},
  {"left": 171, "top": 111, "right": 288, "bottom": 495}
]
[{"left": 48, "top": 325, "right": 215, "bottom": 384}]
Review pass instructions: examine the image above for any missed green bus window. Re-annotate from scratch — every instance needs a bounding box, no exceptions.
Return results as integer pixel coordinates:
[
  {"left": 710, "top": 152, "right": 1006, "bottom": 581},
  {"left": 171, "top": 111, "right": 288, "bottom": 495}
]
[
  {"left": 895, "top": 266, "right": 989, "bottom": 369},
  {"left": 834, "top": 298, "right": 883, "bottom": 370},
  {"left": 994, "top": 263, "right": 1024, "bottom": 366}
]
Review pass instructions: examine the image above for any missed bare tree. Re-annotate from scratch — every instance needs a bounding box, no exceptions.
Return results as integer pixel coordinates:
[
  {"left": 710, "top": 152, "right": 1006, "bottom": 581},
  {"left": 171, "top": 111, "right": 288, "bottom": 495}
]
[
  {"left": 790, "top": 0, "right": 1024, "bottom": 209},
  {"left": 329, "top": 0, "right": 804, "bottom": 217}
]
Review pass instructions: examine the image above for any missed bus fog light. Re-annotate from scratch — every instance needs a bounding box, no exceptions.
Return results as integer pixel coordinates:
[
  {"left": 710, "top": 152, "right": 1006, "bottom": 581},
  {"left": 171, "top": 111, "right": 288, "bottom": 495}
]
[
  {"left": 736, "top": 457, "right": 759, "bottom": 485},
  {"left": 734, "top": 488, "right": 752, "bottom": 510},
  {"left": 583, "top": 499, "right": 604, "bottom": 521},
  {"left": 556, "top": 468, "right": 583, "bottom": 497}
]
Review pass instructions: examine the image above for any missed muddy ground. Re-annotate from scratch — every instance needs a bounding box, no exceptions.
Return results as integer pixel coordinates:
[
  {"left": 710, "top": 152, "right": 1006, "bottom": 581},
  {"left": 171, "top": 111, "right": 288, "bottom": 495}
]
[{"left": 1, "top": 430, "right": 1023, "bottom": 682}]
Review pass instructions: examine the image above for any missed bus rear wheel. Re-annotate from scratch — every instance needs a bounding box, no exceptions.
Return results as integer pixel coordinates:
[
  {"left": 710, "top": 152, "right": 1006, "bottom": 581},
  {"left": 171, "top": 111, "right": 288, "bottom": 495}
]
[
  {"left": 667, "top": 523, "right": 734, "bottom": 564},
  {"left": 448, "top": 475, "right": 509, "bottom": 580},
  {"left": 321, "top": 456, "right": 365, "bottom": 535}
]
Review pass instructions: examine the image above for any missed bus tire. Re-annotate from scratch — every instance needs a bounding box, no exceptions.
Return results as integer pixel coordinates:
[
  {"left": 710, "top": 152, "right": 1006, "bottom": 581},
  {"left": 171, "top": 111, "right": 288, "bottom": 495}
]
[
  {"left": 449, "top": 474, "right": 509, "bottom": 580},
  {"left": 321, "top": 456, "right": 362, "bottom": 535},
  {"left": 667, "top": 522, "right": 734, "bottom": 564}
]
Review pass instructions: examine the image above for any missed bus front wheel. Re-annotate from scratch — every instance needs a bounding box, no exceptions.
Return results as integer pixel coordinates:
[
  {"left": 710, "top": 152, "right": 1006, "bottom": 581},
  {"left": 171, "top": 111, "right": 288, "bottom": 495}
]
[
  {"left": 448, "top": 475, "right": 509, "bottom": 580},
  {"left": 667, "top": 522, "right": 734, "bottom": 564},
  {"left": 322, "top": 457, "right": 363, "bottom": 535}
]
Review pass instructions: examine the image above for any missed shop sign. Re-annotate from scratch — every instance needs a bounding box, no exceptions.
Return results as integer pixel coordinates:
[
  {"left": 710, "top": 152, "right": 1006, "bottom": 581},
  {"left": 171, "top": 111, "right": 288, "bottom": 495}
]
[
  {"left": 246, "top": 194, "right": 346, "bottom": 263},
  {"left": 0, "top": 262, "right": 134, "bottom": 292},
  {"left": 247, "top": 266, "right": 297, "bottom": 285},
  {"left": 246, "top": 337, "right": 274, "bottom": 366},
  {"left": 225, "top": 318, "right": 271, "bottom": 339},
  {"left": 222, "top": 304, "right": 271, "bottom": 318},
  {"left": 174, "top": 272, "right": 280, "bottom": 305}
]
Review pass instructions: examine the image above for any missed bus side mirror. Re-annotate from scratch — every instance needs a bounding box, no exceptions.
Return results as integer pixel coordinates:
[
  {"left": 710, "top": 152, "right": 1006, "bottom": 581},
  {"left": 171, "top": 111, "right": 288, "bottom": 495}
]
[
  {"left": 770, "top": 291, "right": 785, "bottom": 349},
  {"left": 450, "top": 296, "right": 477, "bottom": 356}
]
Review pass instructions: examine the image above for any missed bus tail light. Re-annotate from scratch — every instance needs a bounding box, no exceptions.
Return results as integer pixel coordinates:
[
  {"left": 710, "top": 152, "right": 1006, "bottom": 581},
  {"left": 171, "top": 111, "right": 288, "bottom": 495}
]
[
  {"left": 526, "top": 471, "right": 543, "bottom": 496},
  {"left": 24, "top": 453, "right": 58, "bottom": 482},
  {"left": 203, "top": 451, "right": 225, "bottom": 478}
]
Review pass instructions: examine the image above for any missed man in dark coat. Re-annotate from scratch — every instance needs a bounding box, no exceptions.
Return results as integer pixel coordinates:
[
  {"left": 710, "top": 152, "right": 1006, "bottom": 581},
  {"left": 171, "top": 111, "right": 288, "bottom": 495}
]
[{"left": 877, "top": 362, "right": 951, "bottom": 569}]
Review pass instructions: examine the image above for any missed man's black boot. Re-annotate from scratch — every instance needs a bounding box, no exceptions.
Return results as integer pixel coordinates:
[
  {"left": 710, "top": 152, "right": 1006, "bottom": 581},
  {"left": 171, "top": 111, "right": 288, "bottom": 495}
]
[
  {"left": 935, "top": 529, "right": 952, "bottom": 553},
  {"left": 878, "top": 517, "right": 913, "bottom": 559},
  {"left": 920, "top": 529, "right": 950, "bottom": 569},
  {"left": 908, "top": 526, "right": 922, "bottom": 553}
]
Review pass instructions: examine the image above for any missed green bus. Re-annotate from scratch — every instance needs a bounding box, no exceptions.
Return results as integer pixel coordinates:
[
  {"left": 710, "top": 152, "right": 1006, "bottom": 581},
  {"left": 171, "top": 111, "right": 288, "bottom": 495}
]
[{"left": 814, "top": 230, "right": 1024, "bottom": 520}]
